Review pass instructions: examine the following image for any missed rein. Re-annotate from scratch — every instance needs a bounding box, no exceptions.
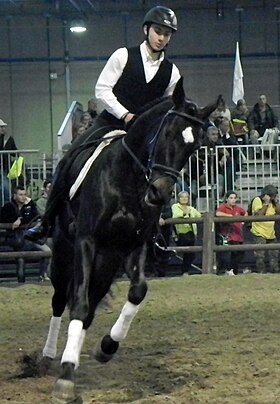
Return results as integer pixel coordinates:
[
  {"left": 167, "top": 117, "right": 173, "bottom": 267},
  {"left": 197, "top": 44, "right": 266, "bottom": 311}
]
[{"left": 122, "top": 108, "right": 203, "bottom": 182}]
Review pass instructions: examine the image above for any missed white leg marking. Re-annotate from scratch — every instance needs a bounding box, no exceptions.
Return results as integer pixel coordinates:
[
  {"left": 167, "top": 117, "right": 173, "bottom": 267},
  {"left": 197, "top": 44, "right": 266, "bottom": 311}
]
[
  {"left": 61, "top": 319, "right": 83, "bottom": 369},
  {"left": 76, "top": 329, "right": 86, "bottom": 368},
  {"left": 42, "top": 316, "right": 62, "bottom": 358},
  {"left": 110, "top": 301, "right": 140, "bottom": 342}
]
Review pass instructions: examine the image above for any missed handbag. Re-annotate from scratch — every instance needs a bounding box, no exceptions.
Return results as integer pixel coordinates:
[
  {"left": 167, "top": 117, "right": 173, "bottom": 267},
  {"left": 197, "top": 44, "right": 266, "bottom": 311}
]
[{"left": 7, "top": 156, "right": 24, "bottom": 180}]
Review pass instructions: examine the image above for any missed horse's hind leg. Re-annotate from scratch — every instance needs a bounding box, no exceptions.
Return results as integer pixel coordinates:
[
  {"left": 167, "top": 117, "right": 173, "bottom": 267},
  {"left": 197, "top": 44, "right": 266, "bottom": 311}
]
[{"left": 93, "top": 244, "right": 148, "bottom": 363}]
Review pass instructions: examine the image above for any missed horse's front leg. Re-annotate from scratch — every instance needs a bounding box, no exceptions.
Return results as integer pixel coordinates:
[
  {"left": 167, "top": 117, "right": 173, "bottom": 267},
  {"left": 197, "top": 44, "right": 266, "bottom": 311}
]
[
  {"left": 93, "top": 244, "right": 148, "bottom": 363},
  {"left": 52, "top": 237, "right": 93, "bottom": 404}
]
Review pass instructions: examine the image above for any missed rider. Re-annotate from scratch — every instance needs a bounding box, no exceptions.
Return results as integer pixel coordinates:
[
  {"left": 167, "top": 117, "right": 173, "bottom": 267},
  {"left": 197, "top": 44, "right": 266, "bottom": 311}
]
[{"left": 25, "top": 5, "right": 180, "bottom": 242}]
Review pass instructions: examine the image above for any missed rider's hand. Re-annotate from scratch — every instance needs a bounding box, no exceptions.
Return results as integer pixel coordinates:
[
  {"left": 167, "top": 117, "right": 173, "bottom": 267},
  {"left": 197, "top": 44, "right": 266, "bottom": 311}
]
[{"left": 124, "top": 113, "right": 135, "bottom": 124}]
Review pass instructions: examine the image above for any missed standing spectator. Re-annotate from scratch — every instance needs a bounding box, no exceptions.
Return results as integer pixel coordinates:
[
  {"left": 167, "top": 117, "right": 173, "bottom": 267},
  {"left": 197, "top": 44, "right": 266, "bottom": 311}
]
[
  {"left": 36, "top": 180, "right": 52, "bottom": 216},
  {"left": 216, "top": 191, "right": 246, "bottom": 275},
  {"left": 172, "top": 191, "right": 202, "bottom": 275},
  {"left": 199, "top": 126, "right": 229, "bottom": 198},
  {"left": 0, "top": 118, "right": 17, "bottom": 205},
  {"left": 250, "top": 185, "right": 280, "bottom": 273},
  {"left": 218, "top": 117, "right": 239, "bottom": 190},
  {"left": 248, "top": 94, "right": 279, "bottom": 147},
  {"left": 0, "top": 186, "right": 51, "bottom": 281},
  {"left": 25, "top": 5, "right": 181, "bottom": 243}
]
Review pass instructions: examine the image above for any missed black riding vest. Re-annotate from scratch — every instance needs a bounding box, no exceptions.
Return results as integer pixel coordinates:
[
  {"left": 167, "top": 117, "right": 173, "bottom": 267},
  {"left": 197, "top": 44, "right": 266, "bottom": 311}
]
[
  {"left": 99, "top": 46, "right": 173, "bottom": 126},
  {"left": 113, "top": 46, "right": 173, "bottom": 114}
]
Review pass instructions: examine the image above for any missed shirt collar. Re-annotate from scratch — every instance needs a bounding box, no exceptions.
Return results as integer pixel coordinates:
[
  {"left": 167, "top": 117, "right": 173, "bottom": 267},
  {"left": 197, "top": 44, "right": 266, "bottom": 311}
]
[{"left": 140, "top": 41, "right": 164, "bottom": 63}]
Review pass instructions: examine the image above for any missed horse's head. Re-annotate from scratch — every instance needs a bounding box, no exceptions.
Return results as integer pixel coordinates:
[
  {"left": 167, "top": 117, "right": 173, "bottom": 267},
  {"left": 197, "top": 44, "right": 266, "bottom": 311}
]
[{"left": 145, "top": 77, "right": 218, "bottom": 206}]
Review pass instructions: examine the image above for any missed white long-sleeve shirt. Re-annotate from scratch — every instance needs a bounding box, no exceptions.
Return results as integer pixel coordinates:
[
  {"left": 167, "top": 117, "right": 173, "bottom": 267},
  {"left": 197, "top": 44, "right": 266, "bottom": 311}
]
[{"left": 95, "top": 41, "right": 181, "bottom": 120}]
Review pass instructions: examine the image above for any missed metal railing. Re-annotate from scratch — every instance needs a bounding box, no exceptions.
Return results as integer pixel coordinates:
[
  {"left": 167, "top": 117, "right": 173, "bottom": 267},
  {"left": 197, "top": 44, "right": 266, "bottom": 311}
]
[{"left": 178, "top": 143, "right": 280, "bottom": 212}]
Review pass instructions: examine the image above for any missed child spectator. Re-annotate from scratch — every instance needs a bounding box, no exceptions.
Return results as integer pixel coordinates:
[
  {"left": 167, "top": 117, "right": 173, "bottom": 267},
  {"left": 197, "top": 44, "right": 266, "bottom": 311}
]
[{"left": 216, "top": 191, "right": 246, "bottom": 275}]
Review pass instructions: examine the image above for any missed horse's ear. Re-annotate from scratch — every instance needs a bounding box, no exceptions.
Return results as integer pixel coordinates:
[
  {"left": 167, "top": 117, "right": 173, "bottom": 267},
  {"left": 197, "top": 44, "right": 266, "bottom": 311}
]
[
  {"left": 200, "top": 96, "right": 221, "bottom": 120},
  {"left": 172, "top": 77, "right": 185, "bottom": 108}
]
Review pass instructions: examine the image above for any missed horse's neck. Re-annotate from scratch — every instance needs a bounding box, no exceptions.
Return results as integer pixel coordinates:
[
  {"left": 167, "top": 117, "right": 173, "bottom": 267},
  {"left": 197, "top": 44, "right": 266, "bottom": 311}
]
[{"left": 125, "top": 100, "right": 171, "bottom": 157}]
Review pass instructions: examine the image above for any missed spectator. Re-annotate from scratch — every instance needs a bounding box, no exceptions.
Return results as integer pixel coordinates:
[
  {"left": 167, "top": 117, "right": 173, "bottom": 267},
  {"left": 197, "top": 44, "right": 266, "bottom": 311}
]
[
  {"left": 25, "top": 5, "right": 181, "bottom": 243},
  {"left": 36, "top": 180, "right": 52, "bottom": 216},
  {"left": 0, "top": 186, "right": 51, "bottom": 281},
  {"left": 218, "top": 117, "right": 239, "bottom": 190},
  {"left": 231, "top": 99, "right": 249, "bottom": 145},
  {"left": 216, "top": 191, "right": 246, "bottom": 275},
  {"left": 0, "top": 118, "right": 17, "bottom": 205},
  {"left": 231, "top": 99, "right": 249, "bottom": 121},
  {"left": 247, "top": 94, "right": 279, "bottom": 147},
  {"left": 199, "top": 126, "right": 228, "bottom": 198},
  {"left": 172, "top": 191, "right": 202, "bottom": 275},
  {"left": 72, "top": 123, "right": 87, "bottom": 141},
  {"left": 250, "top": 184, "right": 280, "bottom": 273},
  {"left": 156, "top": 202, "right": 173, "bottom": 276},
  {"left": 87, "top": 98, "right": 98, "bottom": 119},
  {"left": 80, "top": 111, "right": 94, "bottom": 129},
  {"left": 216, "top": 95, "right": 231, "bottom": 121},
  {"left": 201, "top": 108, "right": 220, "bottom": 136}
]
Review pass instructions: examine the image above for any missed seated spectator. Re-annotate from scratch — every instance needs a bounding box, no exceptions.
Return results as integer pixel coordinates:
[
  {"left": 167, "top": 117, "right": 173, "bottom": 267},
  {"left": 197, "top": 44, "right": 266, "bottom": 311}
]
[
  {"left": 72, "top": 123, "right": 87, "bottom": 142},
  {"left": 36, "top": 180, "right": 52, "bottom": 216},
  {"left": 250, "top": 184, "right": 280, "bottom": 273},
  {"left": 231, "top": 99, "right": 249, "bottom": 121},
  {"left": 172, "top": 191, "right": 202, "bottom": 275},
  {"left": 216, "top": 191, "right": 246, "bottom": 275},
  {"left": 216, "top": 95, "right": 231, "bottom": 121},
  {"left": 0, "top": 186, "right": 51, "bottom": 281},
  {"left": 201, "top": 108, "right": 220, "bottom": 136},
  {"left": 0, "top": 118, "right": 17, "bottom": 205},
  {"left": 80, "top": 112, "right": 94, "bottom": 129},
  {"left": 87, "top": 98, "right": 98, "bottom": 120},
  {"left": 231, "top": 99, "right": 249, "bottom": 145},
  {"left": 247, "top": 94, "right": 279, "bottom": 148}
]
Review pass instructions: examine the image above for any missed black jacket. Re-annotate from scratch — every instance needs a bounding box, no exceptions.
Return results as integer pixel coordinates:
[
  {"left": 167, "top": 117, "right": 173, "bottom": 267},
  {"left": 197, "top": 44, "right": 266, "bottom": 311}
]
[{"left": 248, "top": 103, "right": 278, "bottom": 136}]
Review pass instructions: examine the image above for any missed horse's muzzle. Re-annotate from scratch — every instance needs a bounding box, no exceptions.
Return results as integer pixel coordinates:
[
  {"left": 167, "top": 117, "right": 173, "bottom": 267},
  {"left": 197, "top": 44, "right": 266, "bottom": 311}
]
[{"left": 145, "top": 176, "right": 174, "bottom": 206}]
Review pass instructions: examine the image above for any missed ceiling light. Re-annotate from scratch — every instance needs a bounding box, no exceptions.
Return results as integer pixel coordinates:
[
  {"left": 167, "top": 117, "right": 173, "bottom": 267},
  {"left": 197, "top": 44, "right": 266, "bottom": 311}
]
[{"left": 70, "top": 19, "right": 87, "bottom": 33}]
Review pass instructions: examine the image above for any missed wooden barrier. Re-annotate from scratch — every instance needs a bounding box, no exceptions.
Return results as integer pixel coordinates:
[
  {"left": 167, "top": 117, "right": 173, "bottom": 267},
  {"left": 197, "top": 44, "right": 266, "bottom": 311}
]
[
  {"left": 1, "top": 214, "right": 280, "bottom": 280},
  {"left": 165, "top": 214, "right": 280, "bottom": 274},
  {"left": 0, "top": 223, "right": 52, "bottom": 282}
]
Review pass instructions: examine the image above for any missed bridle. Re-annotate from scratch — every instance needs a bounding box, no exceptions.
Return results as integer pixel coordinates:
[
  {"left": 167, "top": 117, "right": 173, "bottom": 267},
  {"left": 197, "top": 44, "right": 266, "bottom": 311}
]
[{"left": 122, "top": 108, "right": 204, "bottom": 182}]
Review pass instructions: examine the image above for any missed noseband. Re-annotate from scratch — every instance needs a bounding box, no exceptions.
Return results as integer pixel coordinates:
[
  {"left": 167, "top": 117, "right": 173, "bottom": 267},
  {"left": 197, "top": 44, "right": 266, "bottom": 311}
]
[{"left": 122, "top": 108, "right": 204, "bottom": 182}]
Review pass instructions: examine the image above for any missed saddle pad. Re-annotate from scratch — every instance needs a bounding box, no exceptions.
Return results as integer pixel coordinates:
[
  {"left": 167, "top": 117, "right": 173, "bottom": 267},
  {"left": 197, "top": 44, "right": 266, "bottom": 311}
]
[{"left": 69, "top": 130, "right": 126, "bottom": 200}]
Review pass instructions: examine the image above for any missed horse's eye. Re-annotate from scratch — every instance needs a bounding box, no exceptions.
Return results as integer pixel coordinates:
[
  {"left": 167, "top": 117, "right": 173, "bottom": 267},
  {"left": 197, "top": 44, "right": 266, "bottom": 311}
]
[{"left": 188, "top": 105, "right": 197, "bottom": 116}]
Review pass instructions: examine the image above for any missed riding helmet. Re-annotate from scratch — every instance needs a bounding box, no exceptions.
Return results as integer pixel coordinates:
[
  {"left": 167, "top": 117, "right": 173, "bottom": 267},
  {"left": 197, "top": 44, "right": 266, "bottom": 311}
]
[{"left": 143, "top": 6, "right": 177, "bottom": 31}]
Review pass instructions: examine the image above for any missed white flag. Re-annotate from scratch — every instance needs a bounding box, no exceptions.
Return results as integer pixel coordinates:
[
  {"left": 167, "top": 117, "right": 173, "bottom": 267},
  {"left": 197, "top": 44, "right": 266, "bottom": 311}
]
[{"left": 232, "top": 42, "right": 244, "bottom": 104}]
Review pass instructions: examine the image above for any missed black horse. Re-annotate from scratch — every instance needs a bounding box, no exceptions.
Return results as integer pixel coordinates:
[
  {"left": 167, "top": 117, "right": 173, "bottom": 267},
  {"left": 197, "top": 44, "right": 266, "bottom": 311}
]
[{"left": 41, "top": 78, "right": 217, "bottom": 403}]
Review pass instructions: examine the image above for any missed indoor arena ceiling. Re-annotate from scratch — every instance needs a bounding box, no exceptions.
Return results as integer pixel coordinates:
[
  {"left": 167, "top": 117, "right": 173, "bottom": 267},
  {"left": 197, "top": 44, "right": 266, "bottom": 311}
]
[{"left": 0, "top": 0, "right": 280, "bottom": 19}]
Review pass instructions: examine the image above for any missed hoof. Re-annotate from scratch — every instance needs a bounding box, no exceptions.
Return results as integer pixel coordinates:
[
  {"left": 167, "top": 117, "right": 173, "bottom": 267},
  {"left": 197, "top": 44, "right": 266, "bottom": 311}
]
[
  {"left": 92, "top": 344, "right": 114, "bottom": 363},
  {"left": 52, "top": 378, "right": 82, "bottom": 404}
]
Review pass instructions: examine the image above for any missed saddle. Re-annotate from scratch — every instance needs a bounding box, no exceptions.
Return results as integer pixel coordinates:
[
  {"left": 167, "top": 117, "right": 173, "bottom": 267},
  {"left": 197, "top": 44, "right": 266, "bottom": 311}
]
[{"left": 69, "top": 130, "right": 126, "bottom": 200}]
